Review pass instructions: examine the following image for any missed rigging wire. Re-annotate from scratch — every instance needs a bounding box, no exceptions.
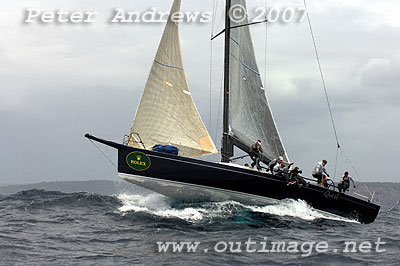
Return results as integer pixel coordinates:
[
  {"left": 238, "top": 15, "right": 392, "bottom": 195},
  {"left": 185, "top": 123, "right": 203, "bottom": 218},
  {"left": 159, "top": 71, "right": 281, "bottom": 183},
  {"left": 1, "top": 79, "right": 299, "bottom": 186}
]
[
  {"left": 211, "top": 0, "right": 219, "bottom": 49},
  {"left": 209, "top": 0, "right": 219, "bottom": 161},
  {"left": 215, "top": 71, "right": 224, "bottom": 146},
  {"left": 210, "top": 1, "right": 219, "bottom": 128},
  {"left": 209, "top": 6, "right": 214, "bottom": 137},
  {"left": 303, "top": 2, "right": 373, "bottom": 201},
  {"left": 340, "top": 147, "right": 361, "bottom": 180},
  {"left": 263, "top": 0, "right": 268, "bottom": 87},
  {"left": 303, "top": 0, "right": 345, "bottom": 181},
  {"left": 210, "top": 0, "right": 224, "bottom": 154},
  {"left": 88, "top": 139, "right": 117, "bottom": 170},
  {"left": 302, "top": 0, "right": 340, "bottom": 150},
  {"left": 333, "top": 145, "right": 339, "bottom": 179},
  {"left": 340, "top": 147, "right": 376, "bottom": 200}
]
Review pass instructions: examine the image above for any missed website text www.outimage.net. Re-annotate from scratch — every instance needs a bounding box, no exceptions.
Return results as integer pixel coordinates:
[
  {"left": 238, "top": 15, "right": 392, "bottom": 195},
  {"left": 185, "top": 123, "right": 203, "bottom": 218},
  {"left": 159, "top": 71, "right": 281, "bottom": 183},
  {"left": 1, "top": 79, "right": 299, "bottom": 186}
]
[{"left": 156, "top": 238, "right": 386, "bottom": 257}]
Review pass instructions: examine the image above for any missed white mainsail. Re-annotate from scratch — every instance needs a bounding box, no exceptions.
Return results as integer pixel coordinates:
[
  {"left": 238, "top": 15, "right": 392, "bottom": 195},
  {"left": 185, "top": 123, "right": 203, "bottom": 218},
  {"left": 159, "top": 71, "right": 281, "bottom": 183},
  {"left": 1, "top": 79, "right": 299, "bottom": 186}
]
[
  {"left": 129, "top": 0, "right": 217, "bottom": 157},
  {"left": 229, "top": 0, "right": 288, "bottom": 161}
]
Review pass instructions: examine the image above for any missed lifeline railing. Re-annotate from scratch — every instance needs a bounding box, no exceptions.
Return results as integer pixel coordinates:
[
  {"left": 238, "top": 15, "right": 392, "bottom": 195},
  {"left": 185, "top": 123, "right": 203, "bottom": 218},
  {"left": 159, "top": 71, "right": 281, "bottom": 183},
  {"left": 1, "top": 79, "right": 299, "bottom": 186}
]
[{"left": 123, "top": 132, "right": 146, "bottom": 150}]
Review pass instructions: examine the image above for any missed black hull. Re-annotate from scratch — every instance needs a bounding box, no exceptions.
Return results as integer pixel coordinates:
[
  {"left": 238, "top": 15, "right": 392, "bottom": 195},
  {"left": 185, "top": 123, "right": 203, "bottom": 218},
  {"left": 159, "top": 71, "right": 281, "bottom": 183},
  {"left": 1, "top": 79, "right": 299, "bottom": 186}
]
[{"left": 86, "top": 134, "right": 380, "bottom": 224}]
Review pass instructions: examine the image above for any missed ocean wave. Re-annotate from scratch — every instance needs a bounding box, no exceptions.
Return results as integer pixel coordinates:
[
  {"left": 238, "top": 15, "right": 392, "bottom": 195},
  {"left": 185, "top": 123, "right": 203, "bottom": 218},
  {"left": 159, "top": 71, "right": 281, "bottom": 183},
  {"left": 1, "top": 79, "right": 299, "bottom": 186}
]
[
  {"left": 0, "top": 189, "right": 120, "bottom": 210},
  {"left": 0, "top": 189, "right": 359, "bottom": 225},
  {"left": 117, "top": 193, "right": 207, "bottom": 222},
  {"left": 115, "top": 193, "right": 359, "bottom": 224},
  {"left": 245, "top": 199, "right": 359, "bottom": 223}
]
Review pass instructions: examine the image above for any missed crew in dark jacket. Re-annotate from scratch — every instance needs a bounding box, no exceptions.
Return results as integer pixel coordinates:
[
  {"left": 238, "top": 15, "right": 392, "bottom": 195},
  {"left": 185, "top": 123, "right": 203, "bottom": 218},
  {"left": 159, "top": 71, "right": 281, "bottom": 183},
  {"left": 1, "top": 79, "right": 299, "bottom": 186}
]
[{"left": 249, "top": 140, "right": 264, "bottom": 171}]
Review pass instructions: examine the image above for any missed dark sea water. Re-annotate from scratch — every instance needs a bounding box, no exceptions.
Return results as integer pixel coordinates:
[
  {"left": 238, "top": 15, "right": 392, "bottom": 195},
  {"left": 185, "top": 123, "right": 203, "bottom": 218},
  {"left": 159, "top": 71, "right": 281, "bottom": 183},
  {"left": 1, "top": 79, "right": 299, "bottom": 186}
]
[{"left": 0, "top": 185, "right": 399, "bottom": 265}]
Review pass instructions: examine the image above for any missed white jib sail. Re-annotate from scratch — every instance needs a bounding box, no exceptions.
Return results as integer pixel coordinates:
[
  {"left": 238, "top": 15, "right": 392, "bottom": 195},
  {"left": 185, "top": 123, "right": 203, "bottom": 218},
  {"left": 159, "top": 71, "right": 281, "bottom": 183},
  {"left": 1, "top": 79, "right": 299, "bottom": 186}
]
[{"left": 129, "top": 0, "right": 217, "bottom": 157}]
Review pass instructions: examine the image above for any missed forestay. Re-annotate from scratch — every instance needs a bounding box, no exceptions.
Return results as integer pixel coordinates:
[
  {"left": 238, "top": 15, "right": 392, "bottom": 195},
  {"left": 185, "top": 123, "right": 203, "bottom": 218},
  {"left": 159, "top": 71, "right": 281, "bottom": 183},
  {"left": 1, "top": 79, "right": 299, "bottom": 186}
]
[{"left": 129, "top": 0, "right": 217, "bottom": 157}]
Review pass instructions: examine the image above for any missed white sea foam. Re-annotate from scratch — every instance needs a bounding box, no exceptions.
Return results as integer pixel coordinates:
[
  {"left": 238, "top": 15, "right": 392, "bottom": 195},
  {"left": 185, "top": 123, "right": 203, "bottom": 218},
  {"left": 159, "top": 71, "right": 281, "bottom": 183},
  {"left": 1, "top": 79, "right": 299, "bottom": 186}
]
[
  {"left": 245, "top": 199, "right": 359, "bottom": 223},
  {"left": 116, "top": 193, "right": 358, "bottom": 224},
  {"left": 117, "top": 193, "right": 206, "bottom": 221}
]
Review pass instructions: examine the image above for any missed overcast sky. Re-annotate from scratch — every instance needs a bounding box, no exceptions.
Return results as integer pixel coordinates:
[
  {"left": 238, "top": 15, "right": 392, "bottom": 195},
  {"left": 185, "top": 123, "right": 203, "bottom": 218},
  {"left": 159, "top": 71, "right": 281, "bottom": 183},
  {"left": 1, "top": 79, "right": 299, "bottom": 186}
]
[{"left": 1, "top": 0, "right": 399, "bottom": 184}]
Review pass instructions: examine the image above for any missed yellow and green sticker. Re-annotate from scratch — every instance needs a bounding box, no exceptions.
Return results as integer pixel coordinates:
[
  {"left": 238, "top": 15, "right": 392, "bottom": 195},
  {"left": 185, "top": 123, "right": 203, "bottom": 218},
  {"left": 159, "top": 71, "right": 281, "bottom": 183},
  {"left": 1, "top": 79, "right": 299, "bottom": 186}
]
[{"left": 126, "top": 151, "right": 151, "bottom": 171}]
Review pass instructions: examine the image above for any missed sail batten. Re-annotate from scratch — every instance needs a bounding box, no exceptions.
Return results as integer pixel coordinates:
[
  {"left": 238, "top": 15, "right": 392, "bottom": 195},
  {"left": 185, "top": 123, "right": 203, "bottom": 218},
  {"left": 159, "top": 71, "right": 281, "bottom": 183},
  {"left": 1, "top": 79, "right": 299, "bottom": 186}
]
[
  {"left": 229, "top": 0, "right": 288, "bottom": 162},
  {"left": 129, "top": 0, "right": 217, "bottom": 157}
]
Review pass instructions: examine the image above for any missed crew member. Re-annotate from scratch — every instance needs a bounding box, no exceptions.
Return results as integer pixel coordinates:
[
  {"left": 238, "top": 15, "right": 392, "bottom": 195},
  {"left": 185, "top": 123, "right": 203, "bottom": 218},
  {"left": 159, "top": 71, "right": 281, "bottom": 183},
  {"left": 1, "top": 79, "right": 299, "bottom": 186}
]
[
  {"left": 273, "top": 162, "right": 291, "bottom": 182},
  {"left": 249, "top": 140, "right": 264, "bottom": 171},
  {"left": 288, "top": 167, "right": 307, "bottom": 187},
  {"left": 312, "top": 159, "right": 329, "bottom": 187},
  {"left": 268, "top": 156, "right": 283, "bottom": 173},
  {"left": 338, "top": 171, "right": 356, "bottom": 193}
]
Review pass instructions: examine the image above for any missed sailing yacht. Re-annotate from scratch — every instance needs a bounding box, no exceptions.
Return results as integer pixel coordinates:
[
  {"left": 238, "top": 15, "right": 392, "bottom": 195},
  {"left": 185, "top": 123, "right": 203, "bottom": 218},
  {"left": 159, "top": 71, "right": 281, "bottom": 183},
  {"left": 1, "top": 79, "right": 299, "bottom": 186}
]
[{"left": 85, "top": 0, "right": 380, "bottom": 223}]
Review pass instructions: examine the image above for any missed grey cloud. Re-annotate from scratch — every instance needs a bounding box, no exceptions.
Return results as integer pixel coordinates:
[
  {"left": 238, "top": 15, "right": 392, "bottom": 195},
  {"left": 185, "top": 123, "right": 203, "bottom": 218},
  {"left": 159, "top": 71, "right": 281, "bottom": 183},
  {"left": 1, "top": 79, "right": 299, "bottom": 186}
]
[{"left": 1, "top": 0, "right": 399, "bottom": 184}]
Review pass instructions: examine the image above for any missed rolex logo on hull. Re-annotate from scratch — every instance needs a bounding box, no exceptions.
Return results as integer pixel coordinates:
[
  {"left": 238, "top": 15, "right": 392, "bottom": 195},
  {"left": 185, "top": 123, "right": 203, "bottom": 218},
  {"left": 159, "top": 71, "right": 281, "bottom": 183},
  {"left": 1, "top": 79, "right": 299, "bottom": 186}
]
[{"left": 126, "top": 152, "right": 151, "bottom": 171}]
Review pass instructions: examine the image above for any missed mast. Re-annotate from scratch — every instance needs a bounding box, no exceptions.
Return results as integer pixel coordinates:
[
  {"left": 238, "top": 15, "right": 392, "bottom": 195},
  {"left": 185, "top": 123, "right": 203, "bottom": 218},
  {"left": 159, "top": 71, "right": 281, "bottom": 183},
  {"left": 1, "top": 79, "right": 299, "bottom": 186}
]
[{"left": 221, "top": 0, "right": 234, "bottom": 162}]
